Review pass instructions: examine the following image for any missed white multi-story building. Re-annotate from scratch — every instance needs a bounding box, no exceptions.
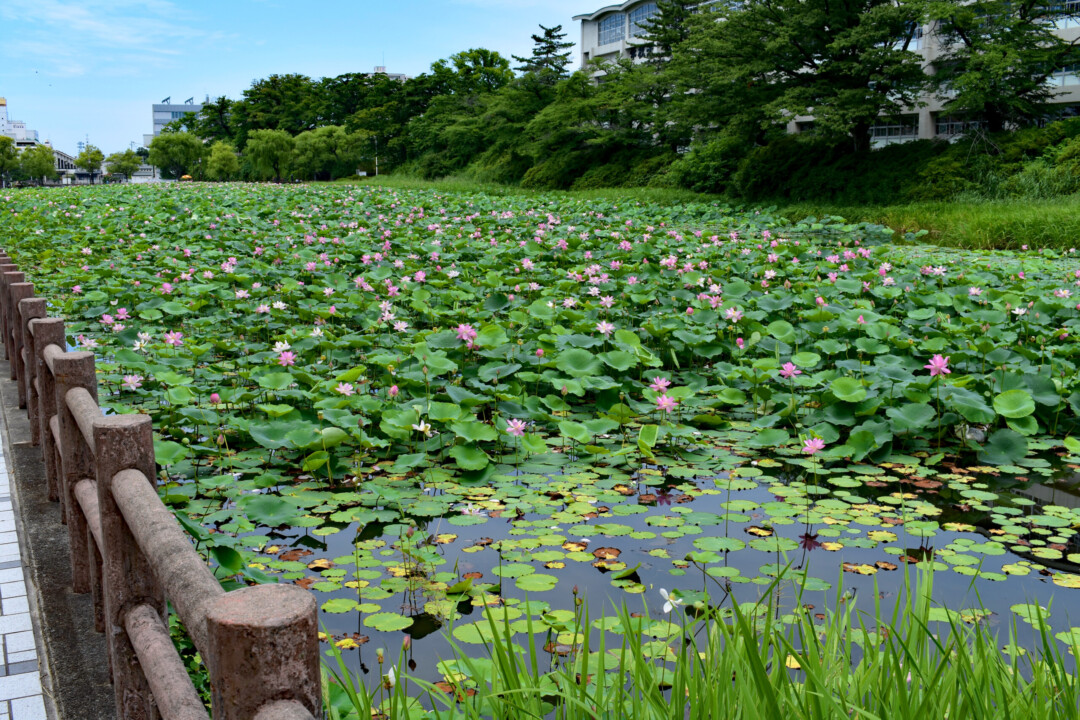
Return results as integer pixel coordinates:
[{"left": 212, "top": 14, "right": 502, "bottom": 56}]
[
  {"left": 0, "top": 97, "right": 87, "bottom": 183},
  {"left": 0, "top": 97, "right": 41, "bottom": 150},
  {"left": 367, "top": 66, "right": 410, "bottom": 82},
  {"left": 574, "top": 4, "right": 1080, "bottom": 144},
  {"left": 143, "top": 97, "right": 205, "bottom": 148},
  {"left": 574, "top": 1, "right": 660, "bottom": 68}
]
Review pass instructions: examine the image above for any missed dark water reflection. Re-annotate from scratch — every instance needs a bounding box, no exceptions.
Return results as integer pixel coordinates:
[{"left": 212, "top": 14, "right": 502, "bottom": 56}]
[{"left": 246, "top": 459, "right": 1080, "bottom": 693}]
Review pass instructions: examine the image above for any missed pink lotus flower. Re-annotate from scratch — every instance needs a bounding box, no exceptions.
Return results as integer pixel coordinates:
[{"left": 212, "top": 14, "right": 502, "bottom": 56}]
[
  {"left": 210, "top": 393, "right": 221, "bottom": 404},
  {"left": 779, "top": 362, "right": 801, "bottom": 379},
  {"left": 649, "top": 377, "right": 671, "bottom": 392},
  {"left": 656, "top": 394, "right": 678, "bottom": 412},
  {"left": 455, "top": 324, "right": 478, "bottom": 343},
  {"left": 122, "top": 375, "right": 143, "bottom": 391},
  {"left": 536, "top": 348, "right": 544, "bottom": 358},
  {"left": 389, "top": 385, "right": 399, "bottom": 398},
  {"left": 857, "top": 315, "right": 866, "bottom": 324},
  {"left": 278, "top": 350, "right": 297, "bottom": 367},
  {"left": 924, "top": 354, "right": 950, "bottom": 377},
  {"left": 596, "top": 321, "right": 615, "bottom": 336},
  {"left": 72, "top": 285, "right": 82, "bottom": 294},
  {"left": 164, "top": 331, "right": 183, "bottom": 347},
  {"left": 335, "top": 383, "right": 355, "bottom": 396},
  {"left": 736, "top": 337, "right": 745, "bottom": 350},
  {"left": 506, "top": 419, "right": 527, "bottom": 437},
  {"left": 802, "top": 437, "right": 826, "bottom": 455},
  {"left": 116, "top": 308, "right": 129, "bottom": 320}
]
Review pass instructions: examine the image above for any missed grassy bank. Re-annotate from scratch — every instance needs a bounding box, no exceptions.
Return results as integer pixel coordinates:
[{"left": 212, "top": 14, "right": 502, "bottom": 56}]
[
  {"left": 349, "top": 175, "right": 1080, "bottom": 251},
  {"left": 775, "top": 196, "right": 1080, "bottom": 251}
]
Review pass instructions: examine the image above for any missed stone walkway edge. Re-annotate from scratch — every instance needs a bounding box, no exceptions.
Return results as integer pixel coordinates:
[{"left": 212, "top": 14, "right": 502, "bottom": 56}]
[{"left": 0, "top": 353, "right": 114, "bottom": 719}]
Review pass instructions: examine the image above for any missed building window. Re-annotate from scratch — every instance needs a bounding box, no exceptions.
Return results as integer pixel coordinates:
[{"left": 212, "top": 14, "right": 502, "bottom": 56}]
[
  {"left": 870, "top": 119, "right": 918, "bottom": 143},
  {"left": 628, "top": 44, "right": 654, "bottom": 60},
  {"left": 1053, "top": 0, "right": 1080, "bottom": 28},
  {"left": 1051, "top": 64, "right": 1080, "bottom": 87},
  {"left": 892, "top": 23, "right": 923, "bottom": 51},
  {"left": 598, "top": 13, "right": 626, "bottom": 46},
  {"left": 937, "top": 117, "right": 981, "bottom": 137},
  {"left": 170, "top": 111, "right": 185, "bottom": 119},
  {"left": 630, "top": 3, "right": 659, "bottom": 36}
]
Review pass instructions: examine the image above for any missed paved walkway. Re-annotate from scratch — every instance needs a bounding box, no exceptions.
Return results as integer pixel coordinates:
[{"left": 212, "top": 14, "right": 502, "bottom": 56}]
[
  {"left": 0, "top": 446, "right": 48, "bottom": 720},
  {"left": 0, "top": 356, "right": 113, "bottom": 720}
]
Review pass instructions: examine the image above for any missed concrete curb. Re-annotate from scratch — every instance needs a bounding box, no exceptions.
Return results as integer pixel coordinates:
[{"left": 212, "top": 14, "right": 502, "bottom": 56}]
[{"left": 0, "top": 358, "right": 115, "bottom": 719}]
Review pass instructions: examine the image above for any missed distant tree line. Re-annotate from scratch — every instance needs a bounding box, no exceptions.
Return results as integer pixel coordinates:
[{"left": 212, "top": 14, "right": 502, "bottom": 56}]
[{"left": 146, "top": 1, "right": 1080, "bottom": 199}]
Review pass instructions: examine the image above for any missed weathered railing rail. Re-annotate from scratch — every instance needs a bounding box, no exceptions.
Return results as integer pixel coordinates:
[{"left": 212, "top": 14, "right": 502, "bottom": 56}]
[{"left": 0, "top": 253, "right": 322, "bottom": 720}]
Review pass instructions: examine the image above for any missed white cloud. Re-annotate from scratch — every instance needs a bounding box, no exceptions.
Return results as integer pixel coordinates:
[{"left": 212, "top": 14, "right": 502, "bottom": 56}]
[{"left": 0, "top": 0, "right": 222, "bottom": 76}]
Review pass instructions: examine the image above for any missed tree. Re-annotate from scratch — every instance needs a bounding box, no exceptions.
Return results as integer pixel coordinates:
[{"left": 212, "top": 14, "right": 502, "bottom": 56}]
[
  {"left": 432, "top": 49, "right": 515, "bottom": 96},
  {"left": 148, "top": 132, "right": 205, "bottom": 179},
  {"left": 206, "top": 141, "right": 240, "bottom": 181},
  {"left": 636, "top": 0, "right": 698, "bottom": 63},
  {"left": 682, "top": 0, "right": 930, "bottom": 152},
  {"left": 292, "top": 126, "right": 367, "bottom": 180},
  {"left": 927, "top": 0, "right": 1080, "bottom": 132},
  {"left": 105, "top": 149, "right": 141, "bottom": 180},
  {"left": 244, "top": 129, "right": 295, "bottom": 181},
  {"left": 513, "top": 25, "right": 575, "bottom": 84},
  {"left": 0, "top": 137, "right": 17, "bottom": 188},
  {"left": 75, "top": 144, "right": 105, "bottom": 184},
  {"left": 20, "top": 145, "right": 58, "bottom": 184},
  {"left": 235, "top": 74, "right": 320, "bottom": 145}
]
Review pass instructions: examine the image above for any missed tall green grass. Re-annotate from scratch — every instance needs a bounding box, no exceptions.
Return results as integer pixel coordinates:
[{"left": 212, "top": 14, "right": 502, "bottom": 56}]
[
  {"left": 321, "top": 570, "right": 1079, "bottom": 719},
  {"left": 777, "top": 197, "right": 1080, "bottom": 251}
]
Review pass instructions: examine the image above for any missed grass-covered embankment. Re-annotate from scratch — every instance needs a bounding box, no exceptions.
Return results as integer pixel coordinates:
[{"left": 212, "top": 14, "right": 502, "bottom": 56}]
[{"left": 777, "top": 196, "right": 1080, "bottom": 251}]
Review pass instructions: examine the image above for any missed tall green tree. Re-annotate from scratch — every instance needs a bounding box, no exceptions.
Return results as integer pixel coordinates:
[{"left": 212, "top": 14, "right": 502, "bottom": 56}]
[
  {"left": 184, "top": 96, "right": 236, "bottom": 144},
  {"left": 513, "top": 25, "right": 575, "bottom": 84},
  {"left": 148, "top": 132, "right": 206, "bottom": 178},
  {"left": 432, "top": 49, "right": 515, "bottom": 95},
  {"left": 292, "top": 126, "right": 367, "bottom": 180},
  {"left": 206, "top": 141, "right": 240, "bottom": 181},
  {"left": 0, "top": 137, "right": 18, "bottom": 187},
  {"left": 235, "top": 74, "right": 321, "bottom": 146},
  {"left": 636, "top": 0, "right": 698, "bottom": 63},
  {"left": 20, "top": 145, "right": 58, "bottom": 184},
  {"left": 683, "top": 0, "right": 929, "bottom": 152},
  {"left": 75, "top": 144, "right": 105, "bottom": 184},
  {"left": 927, "top": 0, "right": 1080, "bottom": 132},
  {"left": 105, "top": 149, "right": 142, "bottom": 180},
  {"left": 244, "top": 129, "right": 295, "bottom": 181}
]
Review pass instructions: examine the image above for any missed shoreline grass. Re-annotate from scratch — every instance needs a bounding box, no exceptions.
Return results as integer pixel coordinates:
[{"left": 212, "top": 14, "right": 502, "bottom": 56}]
[
  {"left": 775, "top": 196, "right": 1080, "bottom": 252},
  {"left": 322, "top": 569, "right": 1080, "bottom": 719}
]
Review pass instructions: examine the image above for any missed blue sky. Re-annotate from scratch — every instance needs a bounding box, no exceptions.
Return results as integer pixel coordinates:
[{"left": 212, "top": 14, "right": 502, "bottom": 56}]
[{"left": 0, "top": 0, "right": 588, "bottom": 155}]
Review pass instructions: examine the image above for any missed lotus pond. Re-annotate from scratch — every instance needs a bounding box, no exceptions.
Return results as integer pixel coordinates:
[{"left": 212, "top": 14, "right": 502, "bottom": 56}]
[{"left": 3, "top": 183, "right": 1080, "bottom": 702}]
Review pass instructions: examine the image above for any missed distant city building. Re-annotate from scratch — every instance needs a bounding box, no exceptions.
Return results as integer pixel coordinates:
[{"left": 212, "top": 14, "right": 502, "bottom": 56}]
[
  {"left": 366, "top": 66, "right": 410, "bottom": 82},
  {"left": 0, "top": 97, "right": 90, "bottom": 183},
  {"left": 0, "top": 97, "right": 41, "bottom": 150},
  {"left": 574, "top": 4, "right": 1080, "bottom": 145},
  {"left": 143, "top": 96, "right": 205, "bottom": 148}
]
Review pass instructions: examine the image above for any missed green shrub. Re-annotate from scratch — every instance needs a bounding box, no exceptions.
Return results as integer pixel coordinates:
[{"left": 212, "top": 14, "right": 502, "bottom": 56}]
[{"left": 666, "top": 136, "right": 749, "bottom": 194}]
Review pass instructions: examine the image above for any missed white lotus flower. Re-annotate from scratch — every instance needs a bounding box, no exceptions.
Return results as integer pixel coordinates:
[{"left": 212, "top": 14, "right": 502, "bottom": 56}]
[{"left": 659, "top": 588, "right": 683, "bottom": 614}]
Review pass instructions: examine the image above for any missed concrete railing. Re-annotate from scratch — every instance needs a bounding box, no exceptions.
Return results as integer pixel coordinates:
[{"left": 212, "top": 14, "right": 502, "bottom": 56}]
[{"left": 0, "top": 254, "right": 323, "bottom": 720}]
